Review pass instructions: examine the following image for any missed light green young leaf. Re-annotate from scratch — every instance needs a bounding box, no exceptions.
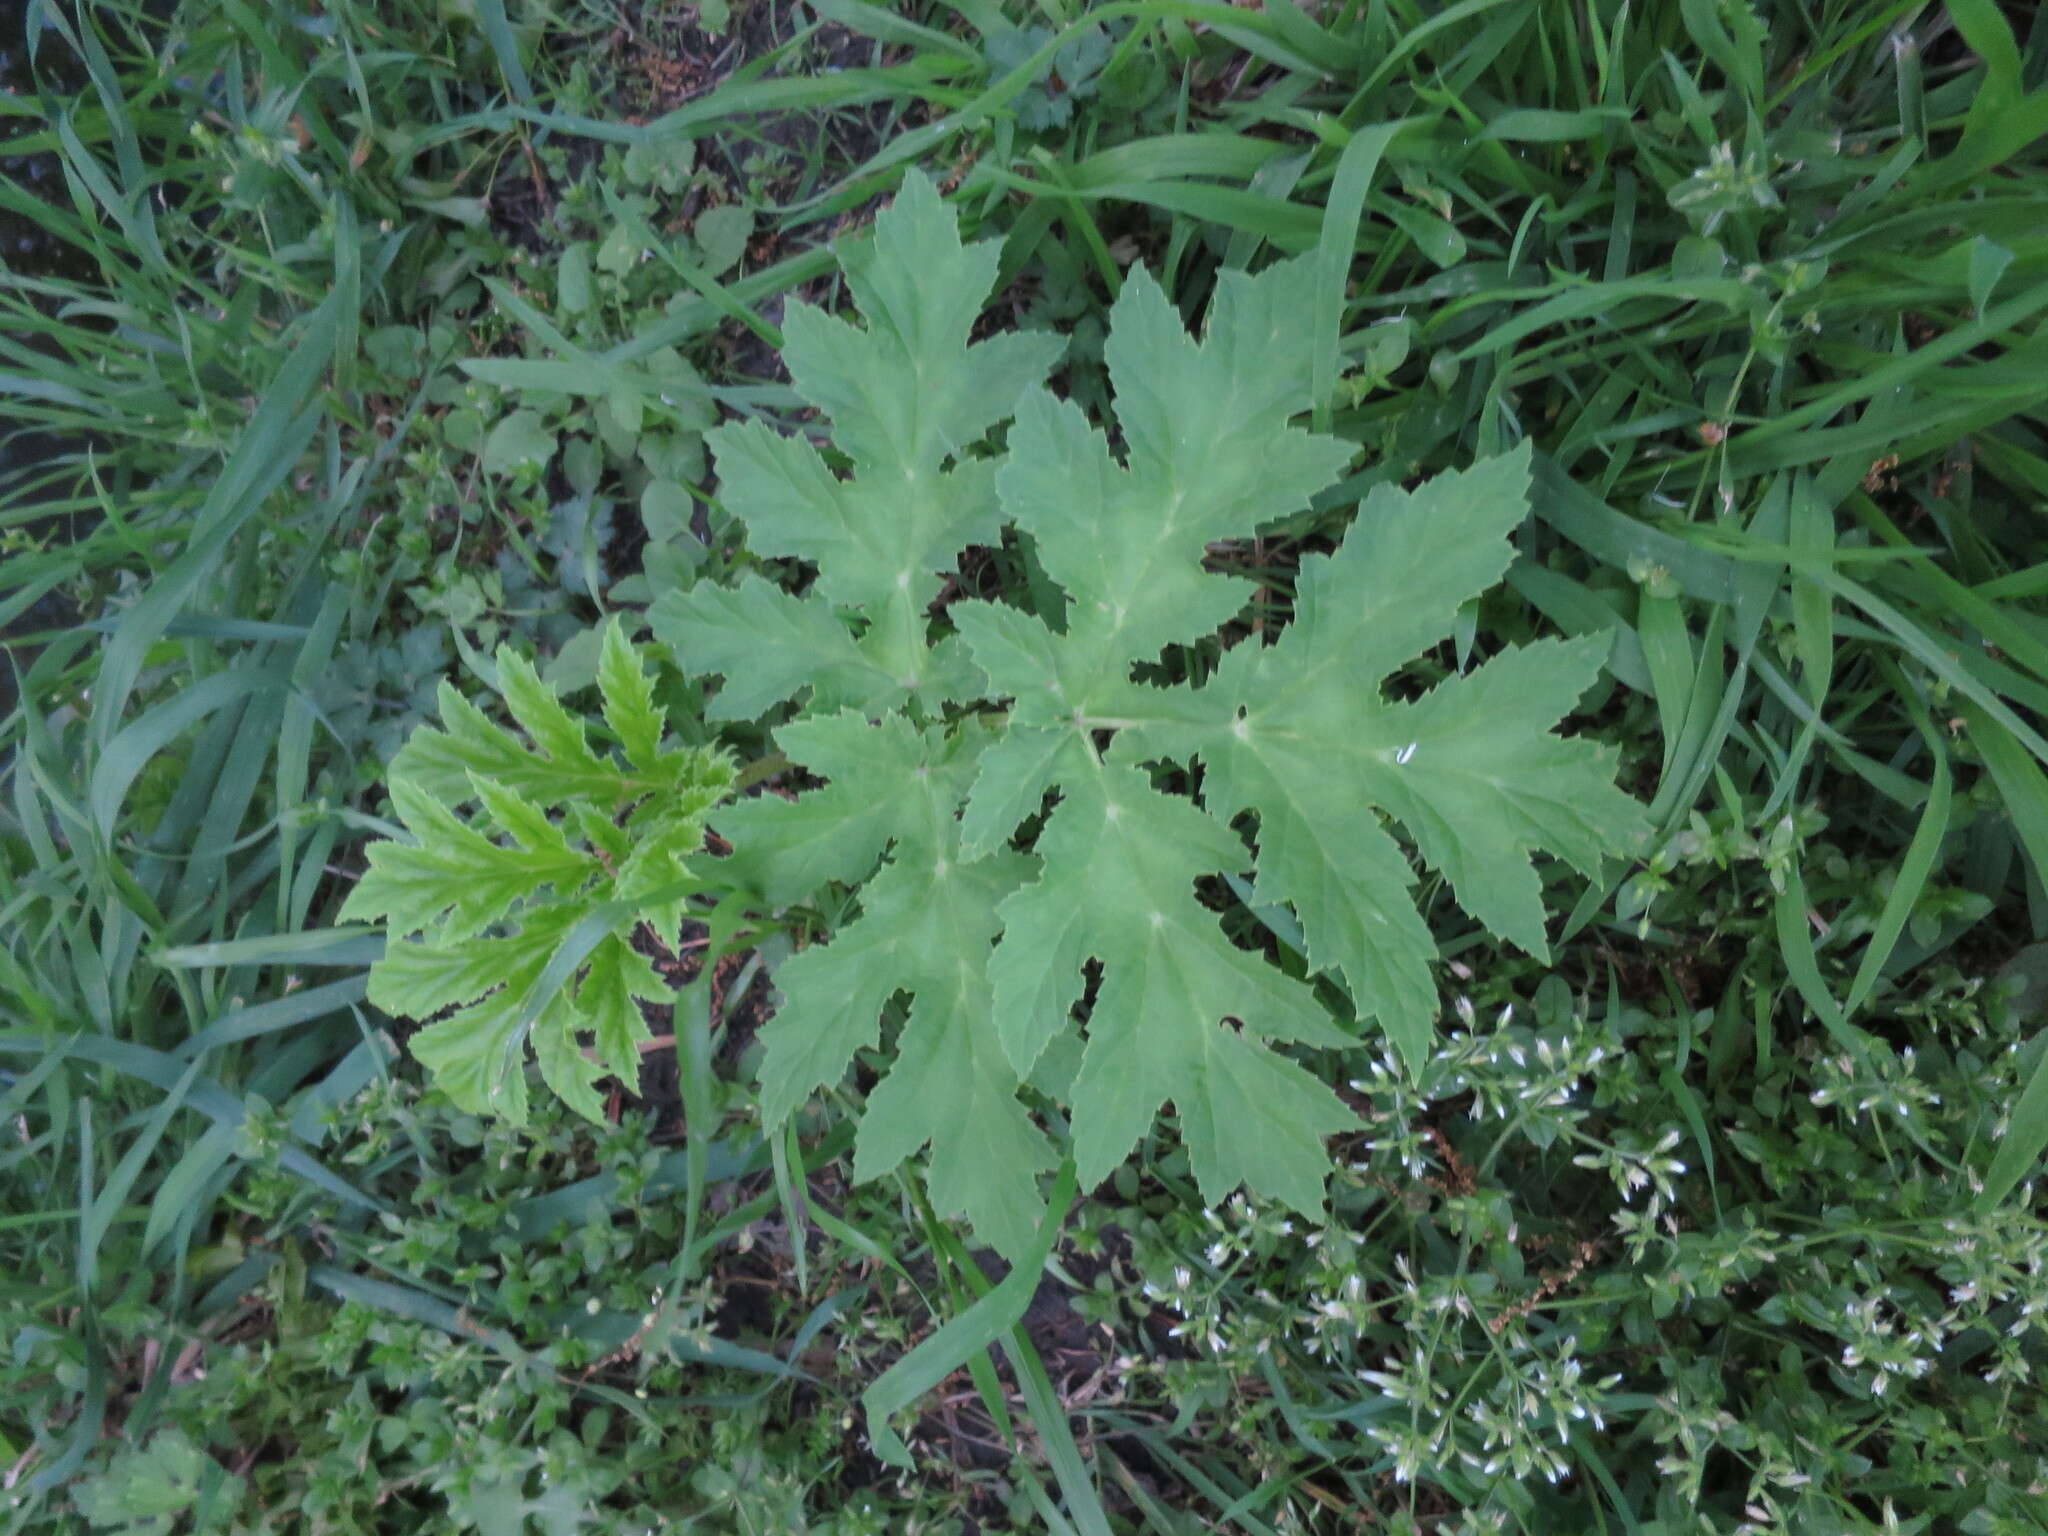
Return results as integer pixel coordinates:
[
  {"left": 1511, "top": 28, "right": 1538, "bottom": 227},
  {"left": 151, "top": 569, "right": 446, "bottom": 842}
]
[
  {"left": 393, "top": 683, "right": 613, "bottom": 807},
  {"left": 581, "top": 932, "right": 668, "bottom": 1083},
  {"left": 596, "top": 619, "right": 664, "bottom": 770},
  {"left": 496, "top": 648, "right": 602, "bottom": 773},
  {"left": 342, "top": 621, "right": 735, "bottom": 1120},
  {"left": 344, "top": 775, "right": 595, "bottom": 945}
]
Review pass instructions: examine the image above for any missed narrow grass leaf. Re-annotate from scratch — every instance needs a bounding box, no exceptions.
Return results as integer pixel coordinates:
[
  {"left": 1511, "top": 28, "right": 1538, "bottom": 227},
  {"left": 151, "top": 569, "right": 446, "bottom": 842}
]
[
  {"left": 864, "top": 1163, "right": 1075, "bottom": 1468},
  {"left": 1773, "top": 868, "right": 1875, "bottom": 1058},
  {"left": 1312, "top": 122, "right": 1403, "bottom": 433},
  {"left": 475, "top": 0, "right": 535, "bottom": 103},
  {"left": 1846, "top": 751, "right": 1952, "bottom": 1018},
  {"left": 1980, "top": 1036, "right": 2048, "bottom": 1211},
  {"left": 1966, "top": 704, "right": 2048, "bottom": 896}
]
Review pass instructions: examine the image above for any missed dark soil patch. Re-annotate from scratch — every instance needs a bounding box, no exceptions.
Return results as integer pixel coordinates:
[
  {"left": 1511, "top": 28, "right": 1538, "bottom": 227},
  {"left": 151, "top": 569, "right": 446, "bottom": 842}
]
[
  {"left": 0, "top": 0, "right": 94, "bottom": 284},
  {"left": 623, "top": 0, "right": 908, "bottom": 199},
  {"left": 487, "top": 0, "right": 914, "bottom": 263},
  {"left": 626, "top": 911, "right": 778, "bottom": 1137}
]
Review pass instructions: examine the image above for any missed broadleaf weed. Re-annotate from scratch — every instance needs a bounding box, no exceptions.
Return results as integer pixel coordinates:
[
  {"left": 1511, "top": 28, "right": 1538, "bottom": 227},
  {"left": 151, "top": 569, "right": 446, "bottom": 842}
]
[{"left": 641, "top": 172, "right": 1648, "bottom": 1254}]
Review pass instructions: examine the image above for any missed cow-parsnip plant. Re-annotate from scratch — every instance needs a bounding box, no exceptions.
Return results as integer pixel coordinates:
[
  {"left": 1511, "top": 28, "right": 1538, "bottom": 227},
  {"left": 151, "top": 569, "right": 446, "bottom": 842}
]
[
  {"left": 649, "top": 173, "right": 1648, "bottom": 1256},
  {"left": 340, "top": 621, "right": 735, "bottom": 1121}
]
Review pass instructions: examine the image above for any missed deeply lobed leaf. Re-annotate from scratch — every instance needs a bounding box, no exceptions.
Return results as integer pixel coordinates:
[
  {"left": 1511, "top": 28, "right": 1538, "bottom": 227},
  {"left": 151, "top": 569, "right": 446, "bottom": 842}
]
[
  {"left": 654, "top": 173, "right": 1647, "bottom": 1252},
  {"left": 342, "top": 621, "right": 735, "bottom": 1120},
  {"left": 652, "top": 172, "right": 1065, "bottom": 722}
]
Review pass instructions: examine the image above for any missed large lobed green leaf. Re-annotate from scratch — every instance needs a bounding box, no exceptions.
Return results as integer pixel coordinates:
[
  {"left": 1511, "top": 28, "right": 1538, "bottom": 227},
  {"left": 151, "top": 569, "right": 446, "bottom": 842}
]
[{"left": 653, "top": 172, "right": 1646, "bottom": 1255}]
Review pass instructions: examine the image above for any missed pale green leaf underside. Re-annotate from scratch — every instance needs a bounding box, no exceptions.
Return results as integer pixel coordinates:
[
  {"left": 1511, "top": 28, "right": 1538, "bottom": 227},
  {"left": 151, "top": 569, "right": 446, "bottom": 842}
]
[
  {"left": 652, "top": 171, "right": 1060, "bottom": 728},
  {"left": 669, "top": 175, "right": 1645, "bottom": 1248},
  {"left": 1122, "top": 451, "right": 1650, "bottom": 1070},
  {"left": 992, "top": 763, "right": 1357, "bottom": 1193},
  {"left": 756, "top": 842, "right": 1054, "bottom": 1255}
]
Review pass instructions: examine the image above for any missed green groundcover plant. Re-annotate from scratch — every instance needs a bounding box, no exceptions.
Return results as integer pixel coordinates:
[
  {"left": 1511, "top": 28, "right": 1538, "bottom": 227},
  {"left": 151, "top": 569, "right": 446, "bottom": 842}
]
[{"left": 353, "top": 173, "right": 1646, "bottom": 1258}]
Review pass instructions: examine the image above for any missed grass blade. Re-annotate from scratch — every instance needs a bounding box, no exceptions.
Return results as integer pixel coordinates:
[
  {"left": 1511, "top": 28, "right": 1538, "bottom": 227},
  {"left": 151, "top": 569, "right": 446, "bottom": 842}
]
[
  {"left": 864, "top": 1162, "right": 1075, "bottom": 1469},
  {"left": 1312, "top": 121, "right": 1404, "bottom": 433}
]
